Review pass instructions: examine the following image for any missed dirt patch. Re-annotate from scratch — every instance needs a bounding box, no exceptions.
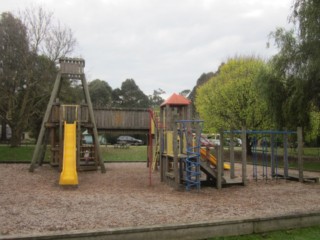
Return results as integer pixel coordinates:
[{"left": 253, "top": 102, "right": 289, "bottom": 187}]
[{"left": 0, "top": 163, "right": 319, "bottom": 236}]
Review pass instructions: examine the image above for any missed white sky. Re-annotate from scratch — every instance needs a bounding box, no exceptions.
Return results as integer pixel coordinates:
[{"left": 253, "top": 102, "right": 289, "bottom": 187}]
[{"left": 2, "top": 0, "right": 293, "bottom": 98}]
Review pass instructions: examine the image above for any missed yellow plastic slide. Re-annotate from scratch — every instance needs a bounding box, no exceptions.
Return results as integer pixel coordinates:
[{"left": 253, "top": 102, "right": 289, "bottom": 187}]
[
  {"left": 59, "top": 121, "right": 78, "bottom": 185},
  {"left": 200, "top": 148, "right": 230, "bottom": 170}
]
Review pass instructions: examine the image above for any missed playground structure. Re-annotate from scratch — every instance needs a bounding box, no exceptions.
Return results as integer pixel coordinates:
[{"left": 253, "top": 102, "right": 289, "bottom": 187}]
[
  {"left": 29, "top": 57, "right": 151, "bottom": 186},
  {"left": 149, "top": 93, "right": 244, "bottom": 191},
  {"left": 149, "top": 94, "right": 319, "bottom": 191},
  {"left": 27, "top": 57, "right": 318, "bottom": 188},
  {"left": 29, "top": 58, "right": 106, "bottom": 185},
  {"left": 225, "top": 129, "right": 319, "bottom": 183}
]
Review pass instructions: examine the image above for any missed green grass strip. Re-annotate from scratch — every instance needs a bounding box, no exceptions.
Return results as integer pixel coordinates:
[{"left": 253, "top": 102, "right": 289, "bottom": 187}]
[
  {"left": 101, "top": 145, "right": 147, "bottom": 162},
  {"left": 209, "top": 225, "right": 320, "bottom": 240}
]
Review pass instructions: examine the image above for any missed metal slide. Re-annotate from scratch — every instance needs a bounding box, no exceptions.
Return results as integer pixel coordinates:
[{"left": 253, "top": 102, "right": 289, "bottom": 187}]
[
  {"left": 200, "top": 148, "right": 230, "bottom": 170},
  {"left": 59, "top": 121, "right": 78, "bottom": 185}
]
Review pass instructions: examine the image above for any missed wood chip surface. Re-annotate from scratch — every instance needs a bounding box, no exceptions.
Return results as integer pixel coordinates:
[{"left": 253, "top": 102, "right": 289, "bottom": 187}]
[{"left": 0, "top": 163, "right": 319, "bottom": 236}]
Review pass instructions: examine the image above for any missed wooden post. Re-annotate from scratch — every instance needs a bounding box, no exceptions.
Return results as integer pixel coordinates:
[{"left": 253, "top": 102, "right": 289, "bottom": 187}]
[
  {"left": 283, "top": 131, "right": 289, "bottom": 178},
  {"left": 217, "top": 129, "right": 223, "bottom": 189},
  {"left": 29, "top": 73, "right": 62, "bottom": 172},
  {"left": 270, "top": 134, "right": 275, "bottom": 177},
  {"left": 59, "top": 106, "right": 63, "bottom": 172},
  {"left": 195, "top": 122, "right": 201, "bottom": 190},
  {"left": 173, "top": 117, "right": 179, "bottom": 189},
  {"left": 50, "top": 127, "right": 55, "bottom": 165},
  {"left": 241, "top": 126, "right": 247, "bottom": 186},
  {"left": 39, "top": 132, "right": 49, "bottom": 166},
  {"left": 186, "top": 104, "right": 191, "bottom": 121},
  {"left": 230, "top": 130, "right": 235, "bottom": 179},
  {"left": 160, "top": 107, "right": 164, "bottom": 182},
  {"left": 297, "top": 127, "right": 303, "bottom": 182},
  {"left": 82, "top": 76, "right": 106, "bottom": 173},
  {"left": 76, "top": 106, "right": 81, "bottom": 170},
  {"left": 166, "top": 105, "right": 171, "bottom": 130}
]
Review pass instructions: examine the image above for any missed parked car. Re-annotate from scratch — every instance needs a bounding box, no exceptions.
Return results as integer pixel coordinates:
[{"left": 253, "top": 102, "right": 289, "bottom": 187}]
[
  {"left": 224, "top": 137, "right": 242, "bottom": 146},
  {"left": 207, "top": 133, "right": 221, "bottom": 146},
  {"left": 117, "top": 136, "right": 143, "bottom": 145}
]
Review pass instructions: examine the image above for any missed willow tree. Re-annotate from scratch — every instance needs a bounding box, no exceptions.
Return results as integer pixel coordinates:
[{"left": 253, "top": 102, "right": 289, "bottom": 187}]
[
  {"left": 260, "top": 0, "right": 320, "bottom": 131},
  {"left": 195, "top": 57, "right": 270, "bottom": 133}
]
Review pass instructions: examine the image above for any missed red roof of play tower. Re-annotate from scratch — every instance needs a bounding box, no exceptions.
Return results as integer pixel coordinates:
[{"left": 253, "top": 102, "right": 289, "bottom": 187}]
[{"left": 160, "top": 93, "right": 191, "bottom": 107}]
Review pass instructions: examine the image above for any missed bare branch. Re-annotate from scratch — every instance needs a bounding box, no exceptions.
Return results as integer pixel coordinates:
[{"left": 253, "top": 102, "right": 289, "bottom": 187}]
[
  {"left": 44, "top": 21, "right": 77, "bottom": 62},
  {"left": 19, "top": 4, "right": 77, "bottom": 61},
  {"left": 19, "top": 4, "right": 53, "bottom": 53}
]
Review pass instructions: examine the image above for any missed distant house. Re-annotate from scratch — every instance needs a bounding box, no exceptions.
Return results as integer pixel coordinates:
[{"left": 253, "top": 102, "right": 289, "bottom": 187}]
[
  {"left": 0, "top": 124, "right": 34, "bottom": 143},
  {"left": 0, "top": 124, "right": 11, "bottom": 140}
]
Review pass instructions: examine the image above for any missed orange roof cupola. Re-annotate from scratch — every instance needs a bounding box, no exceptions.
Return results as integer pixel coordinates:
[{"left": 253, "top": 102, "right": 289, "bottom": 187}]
[{"left": 160, "top": 93, "right": 191, "bottom": 107}]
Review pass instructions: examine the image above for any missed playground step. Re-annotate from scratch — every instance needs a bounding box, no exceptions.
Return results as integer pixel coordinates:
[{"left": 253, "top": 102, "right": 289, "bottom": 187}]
[{"left": 199, "top": 161, "right": 226, "bottom": 185}]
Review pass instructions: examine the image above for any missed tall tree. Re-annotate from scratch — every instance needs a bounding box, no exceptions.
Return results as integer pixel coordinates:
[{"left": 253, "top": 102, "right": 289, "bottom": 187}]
[
  {"left": 189, "top": 72, "right": 215, "bottom": 117},
  {"left": 0, "top": 12, "right": 32, "bottom": 146},
  {"left": 0, "top": 7, "right": 77, "bottom": 146},
  {"left": 149, "top": 88, "right": 165, "bottom": 108},
  {"left": 179, "top": 89, "right": 191, "bottom": 97},
  {"left": 113, "top": 79, "right": 150, "bottom": 108},
  {"left": 195, "top": 57, "right": 270, "bottom": 133},
  {"left": 27, "top": 55, "right": 57, "bottom": 138},
  {"left": 261, "top": 0, "right": 320, "bottom": 130},
  {"left": 20, "top": 5, "right": 77, "bottom": 62},
  {"left": 89, "top": 79, "right": 112, "bottom": 107}
]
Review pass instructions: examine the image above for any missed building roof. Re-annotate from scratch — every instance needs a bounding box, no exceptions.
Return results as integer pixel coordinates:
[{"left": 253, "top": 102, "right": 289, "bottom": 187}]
[{"left": 160, "top": 93, "right": 191, "bottom": 107}]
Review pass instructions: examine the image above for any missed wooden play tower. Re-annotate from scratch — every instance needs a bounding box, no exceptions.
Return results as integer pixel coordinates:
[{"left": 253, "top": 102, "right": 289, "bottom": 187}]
[
  {"left": 158, "top": 93, "right": 203, "bottom": 190},
  {"left": 29, "top": 57, "right": 106, "bottom": 174},
  {"left": 154, "top": 93, "right": 244, "bottom": 191}
]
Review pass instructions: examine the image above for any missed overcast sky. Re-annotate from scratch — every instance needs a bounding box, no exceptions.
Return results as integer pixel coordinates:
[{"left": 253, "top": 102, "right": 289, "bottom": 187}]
[{"left": 2, "top": 0, "right": 293, "bottom": 98}]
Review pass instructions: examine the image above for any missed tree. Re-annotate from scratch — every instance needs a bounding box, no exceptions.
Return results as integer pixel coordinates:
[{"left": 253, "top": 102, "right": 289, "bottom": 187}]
[
  {"left": 0, "top": 7, "right": 77, "bottom": 146},
  {"left": 189, "top": 72, "right": 215, "bottom": 117},
  {"left": 113, "top": 79, "right": 150, "bottom": 108},
  {"left": 20, "top": 5, "right": 77, "bottom": 62},
  {"left": 0, "top": 12, "right": 31, "bottom": 146},
  {"left": 111, "top": 88, "right": 122, "bottom": 107},
  {"left": 89, "top": 79, "right": 112, "bottom": 107},
  {"left": 27, "top": 55, "right": 57, "bottom": 138},
  {"left": 261, "top": 0, "right": 320, "bottom": 130},
  {"left": 179, "top": 89, "right": 191, "bottom": 97},
  {"left": 149, "top": 88, "right": 165, "bottom": 108},
  {"left": 195, "top": 57, "right": 270, "bottom": 132}
]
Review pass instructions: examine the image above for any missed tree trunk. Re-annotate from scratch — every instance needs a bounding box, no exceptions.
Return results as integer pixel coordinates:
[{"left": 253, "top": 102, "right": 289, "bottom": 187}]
[
  {"left": 1, "top": 119, "right": 7, "bottom": 142},
  {"left": 246, "top": 134, "right": 252, "bottom": 156},
  {"left": 10, "top": 126, "right": 22, "bottom": 147}
]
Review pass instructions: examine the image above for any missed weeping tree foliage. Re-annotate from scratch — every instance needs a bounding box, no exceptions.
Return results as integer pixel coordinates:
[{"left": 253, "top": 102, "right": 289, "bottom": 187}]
[
  {"left": 259, "top": 0, "right": 320, "bottom": 131},
  {"left": 195, "top": 57, "right": 270, "bottom": 133}
]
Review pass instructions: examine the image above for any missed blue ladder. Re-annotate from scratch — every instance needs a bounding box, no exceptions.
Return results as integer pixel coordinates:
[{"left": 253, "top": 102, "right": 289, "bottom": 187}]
[{"left": 176, "top": 120, "right": 203, "bottom": 191}]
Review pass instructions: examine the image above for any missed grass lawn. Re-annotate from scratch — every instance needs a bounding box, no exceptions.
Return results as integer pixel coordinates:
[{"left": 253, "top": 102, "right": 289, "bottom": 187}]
[
  {"left": 0, "top": 145, "right": 35, "bottom": 162},
  {"left": 209, "top": 225, "right": 320, "bottom": 240},
  {"left": 0, "top": 144, "right": 148, "bottom": 163},
  {"left": 229, "top": 147, "right": 320, "bottom": 172},
  {"left": 101, "top": 145, "right": 147, "bottom": 162},
  {"left": 0, "top": 145, "right": 318, "bottom": 171}
]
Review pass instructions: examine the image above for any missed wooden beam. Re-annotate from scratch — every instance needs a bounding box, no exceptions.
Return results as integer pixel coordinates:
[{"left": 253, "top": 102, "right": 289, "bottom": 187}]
[
  {"left": 230, "top": 130, "right": 235, "bottom": 179},
  {"left": 173, "top": 116, "right": 179, "bottom": 189},
  {"left": 82, "top": 76, "right": 106, "bottom": 173},
  {"left": 241, "top": 126, "right": 247, "bottom": 186},
  {"left": 29, "top": 73, "right": 62, "bottom": 172},
  {"left": 297, "top": 127, "right": 303, "bottom": 182}
]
